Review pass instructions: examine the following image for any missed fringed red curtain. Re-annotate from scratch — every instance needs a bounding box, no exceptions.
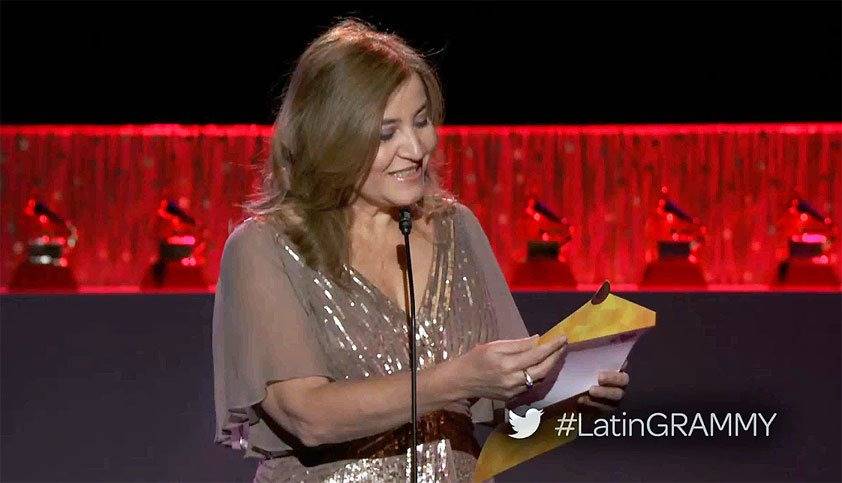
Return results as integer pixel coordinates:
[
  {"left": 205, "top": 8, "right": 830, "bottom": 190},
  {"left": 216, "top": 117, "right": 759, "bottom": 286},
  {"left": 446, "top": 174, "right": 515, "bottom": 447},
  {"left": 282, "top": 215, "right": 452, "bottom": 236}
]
[{"left": 2, "top": 123, "right": 840, "bottom": 288}]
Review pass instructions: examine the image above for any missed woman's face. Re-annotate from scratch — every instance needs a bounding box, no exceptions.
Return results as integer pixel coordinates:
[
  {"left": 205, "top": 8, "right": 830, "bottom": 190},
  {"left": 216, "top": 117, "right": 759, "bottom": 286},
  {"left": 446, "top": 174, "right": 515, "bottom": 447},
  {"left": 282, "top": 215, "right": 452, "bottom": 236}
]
[{"left": 356, "top": 72, "right": 437, "bottom": 210}]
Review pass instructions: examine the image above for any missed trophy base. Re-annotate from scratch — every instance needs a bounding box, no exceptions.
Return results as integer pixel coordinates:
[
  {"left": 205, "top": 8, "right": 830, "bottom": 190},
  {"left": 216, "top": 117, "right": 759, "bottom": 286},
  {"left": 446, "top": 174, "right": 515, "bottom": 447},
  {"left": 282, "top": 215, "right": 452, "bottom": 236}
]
[
  {"left": 511, "top": 259, "right": 577, "bottom": 288},
  {"left": 8, "top": 261, "right": 79, "bottom": 292},
  {"left": 641, "top": 258, "right": 707, "bottom": 287},
  {"left": 140, "top": 259, "right": 208, "bottom": 290},
  {"left": 776, "top": 259, "right": 840, "bottom": 287}
]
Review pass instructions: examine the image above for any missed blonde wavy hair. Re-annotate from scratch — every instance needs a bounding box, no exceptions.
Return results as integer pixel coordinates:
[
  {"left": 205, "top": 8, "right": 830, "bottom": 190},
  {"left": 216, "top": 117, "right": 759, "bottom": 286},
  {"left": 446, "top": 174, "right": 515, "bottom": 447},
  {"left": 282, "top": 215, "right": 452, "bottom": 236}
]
[{"left": 247, "top": 19, "right": 454, "bottom": 286}]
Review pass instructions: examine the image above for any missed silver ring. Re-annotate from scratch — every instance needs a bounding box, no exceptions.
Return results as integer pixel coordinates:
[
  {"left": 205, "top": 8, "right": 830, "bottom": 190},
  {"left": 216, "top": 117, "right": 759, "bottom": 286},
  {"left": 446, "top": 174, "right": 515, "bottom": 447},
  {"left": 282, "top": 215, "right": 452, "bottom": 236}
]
[{"left": 523, "top": 369, "right": 534, "bottom": 389}]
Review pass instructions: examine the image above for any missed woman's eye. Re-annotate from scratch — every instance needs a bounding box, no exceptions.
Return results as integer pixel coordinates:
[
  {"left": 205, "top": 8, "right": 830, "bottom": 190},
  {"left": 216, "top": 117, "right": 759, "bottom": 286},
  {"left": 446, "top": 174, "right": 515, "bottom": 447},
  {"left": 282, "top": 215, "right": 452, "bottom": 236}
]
[{"left": 380, "top": 117, "right": 428, "bottom": 142}]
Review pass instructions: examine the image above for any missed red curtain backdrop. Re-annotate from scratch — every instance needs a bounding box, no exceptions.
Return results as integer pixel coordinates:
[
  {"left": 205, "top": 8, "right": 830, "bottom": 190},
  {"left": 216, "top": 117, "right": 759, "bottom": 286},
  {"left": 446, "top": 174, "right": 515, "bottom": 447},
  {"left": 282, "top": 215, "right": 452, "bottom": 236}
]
[{"left": 2, "top": 123, "right": 840, "bottom": 289}]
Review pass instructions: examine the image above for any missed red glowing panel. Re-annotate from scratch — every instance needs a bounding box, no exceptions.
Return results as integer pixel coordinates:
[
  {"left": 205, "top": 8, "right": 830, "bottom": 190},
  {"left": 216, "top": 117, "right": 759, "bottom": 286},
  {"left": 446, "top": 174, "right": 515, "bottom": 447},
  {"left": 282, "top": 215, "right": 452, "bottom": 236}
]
[{"left": 1, "top": 122, "right": 839, "bottom": 289}]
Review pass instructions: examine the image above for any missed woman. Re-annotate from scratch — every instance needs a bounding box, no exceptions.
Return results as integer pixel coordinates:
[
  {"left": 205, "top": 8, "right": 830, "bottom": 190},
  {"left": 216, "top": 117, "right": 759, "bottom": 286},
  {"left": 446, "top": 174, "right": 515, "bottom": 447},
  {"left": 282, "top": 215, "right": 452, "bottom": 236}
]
[{"left": 212, "top": 19, "right": 629, "bottom": 482}]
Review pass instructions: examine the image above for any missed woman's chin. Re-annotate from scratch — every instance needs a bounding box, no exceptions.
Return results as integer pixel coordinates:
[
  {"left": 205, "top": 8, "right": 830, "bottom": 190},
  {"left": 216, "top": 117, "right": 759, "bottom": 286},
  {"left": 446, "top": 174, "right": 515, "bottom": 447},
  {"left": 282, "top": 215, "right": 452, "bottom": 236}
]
[{"left": 386, "top": 189, "right": 424, "bottom": 208}]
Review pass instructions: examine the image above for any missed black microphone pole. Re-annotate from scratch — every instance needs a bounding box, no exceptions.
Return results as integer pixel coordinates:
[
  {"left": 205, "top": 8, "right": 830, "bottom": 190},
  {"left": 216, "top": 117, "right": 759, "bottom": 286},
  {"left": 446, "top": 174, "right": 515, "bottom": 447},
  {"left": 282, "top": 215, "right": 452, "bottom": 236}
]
[{"left": 398, "top": 207, "right": 418, "bottom": 483}]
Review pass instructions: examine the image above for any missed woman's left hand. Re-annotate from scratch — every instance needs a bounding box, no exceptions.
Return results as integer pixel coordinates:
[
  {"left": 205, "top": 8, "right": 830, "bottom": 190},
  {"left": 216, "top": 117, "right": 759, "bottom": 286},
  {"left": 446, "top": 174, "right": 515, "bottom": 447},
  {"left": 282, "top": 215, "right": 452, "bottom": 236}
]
[{"left": 577, "top": 371, "right": 629, "bottom": 412}]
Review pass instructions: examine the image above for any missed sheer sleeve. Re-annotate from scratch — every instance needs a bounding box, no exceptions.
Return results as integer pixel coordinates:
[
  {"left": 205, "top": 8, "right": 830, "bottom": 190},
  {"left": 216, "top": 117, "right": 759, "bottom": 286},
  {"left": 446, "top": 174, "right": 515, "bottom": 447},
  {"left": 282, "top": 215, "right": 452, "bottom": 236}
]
[
  {"left": 456, "top": 203, "right": 530, "bottom": 341},
  {"left": 456, "top": 203, "right": 532, "bottom": 425},
  {"left": 212, "top": 217, "right": 335, "bottom": 455}
]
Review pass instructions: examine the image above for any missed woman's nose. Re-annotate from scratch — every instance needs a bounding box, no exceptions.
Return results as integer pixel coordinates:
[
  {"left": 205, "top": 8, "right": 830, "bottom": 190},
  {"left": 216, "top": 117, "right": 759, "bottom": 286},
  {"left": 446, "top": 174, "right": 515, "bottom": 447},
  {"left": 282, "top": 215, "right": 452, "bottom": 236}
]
[{"left": 398, "top": 130, "right": 424, "bottom": 159}]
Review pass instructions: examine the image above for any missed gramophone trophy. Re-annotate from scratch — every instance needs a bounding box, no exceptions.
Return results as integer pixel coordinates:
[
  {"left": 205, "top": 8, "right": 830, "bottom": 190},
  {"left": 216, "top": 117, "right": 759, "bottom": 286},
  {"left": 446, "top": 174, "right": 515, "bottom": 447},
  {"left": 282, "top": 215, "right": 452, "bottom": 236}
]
[
  {"left": 510, "top": 197, "right": 576, "bottom": 288},
  {"left": 9, "top": 199, "right": 79, "bottom": 291},
  {"left": 641, "top": 187, "right": 707, "bottom": 287},
  {"left": 139, "top": 198, "right": 209, "bottom": 290},
  {"left": 775, "top": 195, "right": 839, "bottom": 286}
]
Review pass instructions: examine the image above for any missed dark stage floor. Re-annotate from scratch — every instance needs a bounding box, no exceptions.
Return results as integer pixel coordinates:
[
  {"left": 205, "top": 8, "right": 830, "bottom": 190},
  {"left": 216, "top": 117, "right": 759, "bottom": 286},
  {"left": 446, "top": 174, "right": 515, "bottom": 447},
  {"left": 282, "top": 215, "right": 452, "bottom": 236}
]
[{"left": 1, "top": 290, "right": 840, "bottom": 482}]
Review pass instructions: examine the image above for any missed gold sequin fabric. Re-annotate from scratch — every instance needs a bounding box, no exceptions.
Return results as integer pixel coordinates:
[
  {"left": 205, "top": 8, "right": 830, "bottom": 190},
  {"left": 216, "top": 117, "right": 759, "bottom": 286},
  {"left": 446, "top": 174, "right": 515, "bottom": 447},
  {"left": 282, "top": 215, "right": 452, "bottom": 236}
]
[
  {"left": 254, "top": 439, "right": 477, "bottom": 483},
  {"left": 257, "top": 209, "right": 500, "bottom": 482}
]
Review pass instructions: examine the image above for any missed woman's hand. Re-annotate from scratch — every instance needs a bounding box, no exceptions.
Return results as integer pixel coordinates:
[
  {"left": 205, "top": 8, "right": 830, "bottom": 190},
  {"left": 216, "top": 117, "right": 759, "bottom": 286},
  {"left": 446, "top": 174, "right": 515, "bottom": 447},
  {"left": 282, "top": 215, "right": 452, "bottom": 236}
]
[
  {"left": 449, "top": 335, "right": 567, "bottom": 401},
  {"left": 577, "top": 370, "right": 629, "bottom": 412}
]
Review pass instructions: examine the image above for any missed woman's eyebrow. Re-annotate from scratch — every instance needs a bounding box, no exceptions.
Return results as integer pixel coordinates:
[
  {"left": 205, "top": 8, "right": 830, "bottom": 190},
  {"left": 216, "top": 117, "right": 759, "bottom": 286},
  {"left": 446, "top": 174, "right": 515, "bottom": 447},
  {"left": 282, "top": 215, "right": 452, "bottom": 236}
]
[{"left": 381, "top": 103, "right": 428, "bottom": 125}]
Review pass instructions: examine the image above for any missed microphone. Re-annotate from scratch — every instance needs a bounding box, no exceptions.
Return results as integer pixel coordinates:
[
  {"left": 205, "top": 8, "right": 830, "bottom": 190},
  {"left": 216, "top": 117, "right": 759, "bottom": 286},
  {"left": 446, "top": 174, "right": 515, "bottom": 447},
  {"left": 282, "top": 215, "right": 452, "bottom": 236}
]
[
  {"left": 399, "top": 208, "right": 413, "bottom": 236},
  {"left": 398, "top": 207, "right": 418, "bottom": 483}
]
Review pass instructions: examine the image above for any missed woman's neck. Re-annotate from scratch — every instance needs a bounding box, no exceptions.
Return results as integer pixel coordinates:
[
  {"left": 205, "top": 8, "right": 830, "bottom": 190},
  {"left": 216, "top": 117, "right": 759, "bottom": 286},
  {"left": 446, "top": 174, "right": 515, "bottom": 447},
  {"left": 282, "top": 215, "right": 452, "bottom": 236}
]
[{"left": 348, "top": 199, "right": 402, "bottom": 245}]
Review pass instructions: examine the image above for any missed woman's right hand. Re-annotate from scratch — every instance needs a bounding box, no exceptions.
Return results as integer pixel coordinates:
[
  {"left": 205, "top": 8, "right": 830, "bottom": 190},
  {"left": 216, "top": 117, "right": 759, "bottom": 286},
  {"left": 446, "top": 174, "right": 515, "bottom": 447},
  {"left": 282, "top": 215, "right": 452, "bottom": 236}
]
[{"left": 450, "top": 334, "right": 568, "bottom": 401}]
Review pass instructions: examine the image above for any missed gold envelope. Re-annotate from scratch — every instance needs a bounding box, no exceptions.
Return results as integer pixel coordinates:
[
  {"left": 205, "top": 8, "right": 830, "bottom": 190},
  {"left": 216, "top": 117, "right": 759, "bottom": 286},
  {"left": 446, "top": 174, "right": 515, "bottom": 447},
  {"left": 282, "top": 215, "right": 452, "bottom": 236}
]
[{"left": 472, "top": 281, "right": 656, "bottom": 482}]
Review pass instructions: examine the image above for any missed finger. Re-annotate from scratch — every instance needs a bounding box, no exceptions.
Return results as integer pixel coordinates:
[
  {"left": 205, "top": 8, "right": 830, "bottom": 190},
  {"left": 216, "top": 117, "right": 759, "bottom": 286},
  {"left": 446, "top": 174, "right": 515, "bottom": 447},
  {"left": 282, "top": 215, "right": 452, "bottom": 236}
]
[
  {"left": 577, "top": 394, "right": 617, "bottom": 412},
  {"left": 527, "top": 343, "right": 567, "bottom": 380},
  {"left": 491, "top": 335, "right": 539, "bottom": 354},
  {"left": 504, "top": 371, "right": 529, "bottom": 391},
  {"left": 597, "top": 371, "right": 629, "bottom": 387},
  {"left": 511, "top": 336, "right": 567, "bottom": 369},
  {"left": 588, "top": 385, "right": 624, "bottom": 401},
  {"left": 507, "top": 388, "right": 532, "bottom": 408},
  {"left": 538, "top": 334, "right": 567, "bottom": 348},
  {"left": 506, "top": 376, "right": 529, "bottom": 399}
]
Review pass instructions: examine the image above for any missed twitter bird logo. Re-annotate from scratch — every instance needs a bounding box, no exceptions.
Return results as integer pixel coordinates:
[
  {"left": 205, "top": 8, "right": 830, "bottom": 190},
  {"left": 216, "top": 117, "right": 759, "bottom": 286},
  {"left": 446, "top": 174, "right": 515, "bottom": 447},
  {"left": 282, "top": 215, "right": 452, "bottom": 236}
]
[{"left": 507, "top": 408, "right": 543, "bottom": 439}]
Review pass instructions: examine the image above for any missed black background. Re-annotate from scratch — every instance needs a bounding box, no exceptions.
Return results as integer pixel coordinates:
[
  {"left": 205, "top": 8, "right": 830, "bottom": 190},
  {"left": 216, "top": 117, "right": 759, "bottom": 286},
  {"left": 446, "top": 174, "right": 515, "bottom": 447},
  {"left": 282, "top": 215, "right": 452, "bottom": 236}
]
[{"left": 2, "top": 0, "right": 840, "bottom": 125}]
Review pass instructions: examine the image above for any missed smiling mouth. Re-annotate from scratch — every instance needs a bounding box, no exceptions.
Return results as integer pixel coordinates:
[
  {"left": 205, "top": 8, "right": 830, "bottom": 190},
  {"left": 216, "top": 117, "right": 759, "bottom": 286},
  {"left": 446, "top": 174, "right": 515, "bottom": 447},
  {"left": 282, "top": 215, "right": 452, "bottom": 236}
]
[
  {"left": 387, "top": 164, "right": 422, "bottom": 180},
  {"left": 388, "top": 165, "right": 420, "bottom": 175}
]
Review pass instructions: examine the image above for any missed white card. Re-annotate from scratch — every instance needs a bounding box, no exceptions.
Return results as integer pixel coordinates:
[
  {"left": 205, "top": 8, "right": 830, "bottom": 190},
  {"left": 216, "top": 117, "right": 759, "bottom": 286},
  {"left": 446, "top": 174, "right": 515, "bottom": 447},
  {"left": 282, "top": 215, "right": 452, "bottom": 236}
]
[{"left": 512, "top": 329, "right": 646, "bottom": 411}]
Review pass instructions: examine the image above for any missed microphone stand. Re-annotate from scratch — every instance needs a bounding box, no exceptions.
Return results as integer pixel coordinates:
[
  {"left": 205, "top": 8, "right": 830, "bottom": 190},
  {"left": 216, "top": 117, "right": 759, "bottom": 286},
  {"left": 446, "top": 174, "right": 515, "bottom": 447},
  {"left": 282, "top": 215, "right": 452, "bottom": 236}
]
[{"left": 398, "top": 207, "right": 418, "bottom": 483}]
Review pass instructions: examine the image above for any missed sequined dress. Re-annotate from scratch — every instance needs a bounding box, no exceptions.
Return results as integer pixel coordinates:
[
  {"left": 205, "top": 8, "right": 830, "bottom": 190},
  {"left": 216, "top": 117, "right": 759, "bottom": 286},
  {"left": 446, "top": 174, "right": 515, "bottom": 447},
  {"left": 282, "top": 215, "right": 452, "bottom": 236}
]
[{"left": 212, "top": 202, "right": 529, "bottom": 482}]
